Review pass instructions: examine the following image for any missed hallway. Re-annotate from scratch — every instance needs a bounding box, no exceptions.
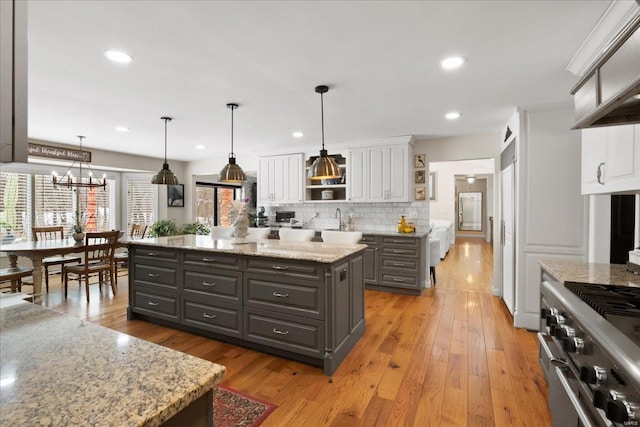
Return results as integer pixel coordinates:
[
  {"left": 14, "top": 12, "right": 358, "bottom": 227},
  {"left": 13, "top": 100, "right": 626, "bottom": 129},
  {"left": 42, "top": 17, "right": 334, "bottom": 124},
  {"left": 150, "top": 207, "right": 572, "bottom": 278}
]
[{"left": 38, "top": 237, "right": 550, "bottom": 426}]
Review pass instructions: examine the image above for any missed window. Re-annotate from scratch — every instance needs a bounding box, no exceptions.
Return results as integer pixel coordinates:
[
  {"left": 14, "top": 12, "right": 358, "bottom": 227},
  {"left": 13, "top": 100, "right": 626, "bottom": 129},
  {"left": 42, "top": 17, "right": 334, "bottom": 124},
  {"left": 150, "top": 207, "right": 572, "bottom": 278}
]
[
  {"left": 195, "top": 183, "right": 239, "bottom": 227},
  {"left": 126, "top": 177, "right": 157, "bottom": 232},
  {"left": 0, "top": 172, "right": 30, "bottom": 242}
]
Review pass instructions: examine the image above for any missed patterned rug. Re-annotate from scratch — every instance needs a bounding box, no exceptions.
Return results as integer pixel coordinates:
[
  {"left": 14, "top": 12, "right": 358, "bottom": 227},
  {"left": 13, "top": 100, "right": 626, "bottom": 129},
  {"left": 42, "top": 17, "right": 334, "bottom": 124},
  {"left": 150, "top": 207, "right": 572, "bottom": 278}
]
[{"left": 214, "top": 384, "right": 277, "bottom": 427}]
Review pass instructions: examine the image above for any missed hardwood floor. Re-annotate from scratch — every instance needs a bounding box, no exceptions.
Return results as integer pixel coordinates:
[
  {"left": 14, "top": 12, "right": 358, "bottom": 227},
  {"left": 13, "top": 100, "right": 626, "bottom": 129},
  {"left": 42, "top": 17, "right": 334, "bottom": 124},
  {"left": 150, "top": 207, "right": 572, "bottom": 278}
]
[{"left": 38, "top": 237, "right": 551, "bottom": 426}]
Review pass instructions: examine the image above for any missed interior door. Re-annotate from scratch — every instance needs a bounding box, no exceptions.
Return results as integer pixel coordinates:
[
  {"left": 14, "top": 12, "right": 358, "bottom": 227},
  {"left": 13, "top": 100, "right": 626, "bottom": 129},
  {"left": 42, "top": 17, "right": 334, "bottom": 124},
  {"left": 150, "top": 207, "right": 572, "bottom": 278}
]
[{"left": 502, "top": 163, "right": 515, "bottom": 315}]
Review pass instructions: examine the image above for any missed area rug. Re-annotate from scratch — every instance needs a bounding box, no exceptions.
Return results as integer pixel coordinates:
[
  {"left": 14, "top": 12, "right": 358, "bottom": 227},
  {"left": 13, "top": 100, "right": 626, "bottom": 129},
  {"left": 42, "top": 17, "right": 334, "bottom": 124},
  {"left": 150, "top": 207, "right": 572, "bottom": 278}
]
[{"left": 214, "top": 384, "right": 277, "bottom": 427}]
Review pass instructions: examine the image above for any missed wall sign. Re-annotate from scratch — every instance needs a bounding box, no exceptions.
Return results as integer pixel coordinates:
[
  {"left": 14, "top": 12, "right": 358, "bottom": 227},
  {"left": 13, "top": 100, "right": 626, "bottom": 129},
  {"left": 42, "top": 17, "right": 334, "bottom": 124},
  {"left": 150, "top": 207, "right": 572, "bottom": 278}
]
[{"left": 28, "top": 143, "right": 92, "bottom": 162}]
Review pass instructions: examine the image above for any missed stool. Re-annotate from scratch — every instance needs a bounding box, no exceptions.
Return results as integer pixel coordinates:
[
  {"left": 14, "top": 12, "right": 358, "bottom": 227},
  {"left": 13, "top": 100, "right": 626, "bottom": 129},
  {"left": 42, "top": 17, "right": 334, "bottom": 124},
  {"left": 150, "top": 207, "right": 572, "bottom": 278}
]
[
  {"left": 0, "top": 267, "right": 34, "bottom": 293},
  {"left": 429, "top": 237, "right": 441, "bottom": 286}
]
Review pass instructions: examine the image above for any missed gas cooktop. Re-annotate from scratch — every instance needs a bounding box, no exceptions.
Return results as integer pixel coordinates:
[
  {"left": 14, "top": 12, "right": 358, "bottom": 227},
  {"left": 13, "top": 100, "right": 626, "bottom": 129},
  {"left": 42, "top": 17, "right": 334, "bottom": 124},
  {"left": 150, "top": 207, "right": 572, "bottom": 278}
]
[{"left": 565, "top": 283, "right": 640, "bottom": 319}]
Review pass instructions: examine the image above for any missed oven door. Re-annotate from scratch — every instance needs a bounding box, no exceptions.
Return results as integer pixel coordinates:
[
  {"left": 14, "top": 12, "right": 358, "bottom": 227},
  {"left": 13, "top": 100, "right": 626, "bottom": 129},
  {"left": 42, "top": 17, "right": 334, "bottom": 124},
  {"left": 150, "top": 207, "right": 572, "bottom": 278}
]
[{"left": 551, "top": 366, "right": 598, "bottom": 427}]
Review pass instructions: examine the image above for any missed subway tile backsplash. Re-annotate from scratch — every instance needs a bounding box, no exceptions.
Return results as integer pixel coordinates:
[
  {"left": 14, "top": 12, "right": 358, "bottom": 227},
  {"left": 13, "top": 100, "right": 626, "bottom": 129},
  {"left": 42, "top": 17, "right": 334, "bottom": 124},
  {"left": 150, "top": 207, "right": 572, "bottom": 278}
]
[{"left": 263, "top": 202, "right": 429, "bottom": 232}]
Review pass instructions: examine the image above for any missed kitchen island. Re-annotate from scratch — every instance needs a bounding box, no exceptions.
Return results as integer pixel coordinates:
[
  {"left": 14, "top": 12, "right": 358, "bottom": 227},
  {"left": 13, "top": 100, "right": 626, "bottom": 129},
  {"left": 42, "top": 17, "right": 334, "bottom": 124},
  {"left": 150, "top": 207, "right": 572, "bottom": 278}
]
[
  {"left": 0, "top": 295, "right": 225, "bottom": 427},
  {"left": 127, "top": 235, "right": 367, "bottom": 375}
]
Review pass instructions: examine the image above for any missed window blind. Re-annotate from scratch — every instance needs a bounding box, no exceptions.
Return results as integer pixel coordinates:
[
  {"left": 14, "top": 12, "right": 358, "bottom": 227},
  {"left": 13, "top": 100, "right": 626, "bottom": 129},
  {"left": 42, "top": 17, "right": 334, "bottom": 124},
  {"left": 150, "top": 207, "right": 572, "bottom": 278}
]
[
  {"left": 0, "top": 172, "right": 30, "bottom": 242},
  {"left": 126, "top": 179, "right": 157, "bottom": 232}
]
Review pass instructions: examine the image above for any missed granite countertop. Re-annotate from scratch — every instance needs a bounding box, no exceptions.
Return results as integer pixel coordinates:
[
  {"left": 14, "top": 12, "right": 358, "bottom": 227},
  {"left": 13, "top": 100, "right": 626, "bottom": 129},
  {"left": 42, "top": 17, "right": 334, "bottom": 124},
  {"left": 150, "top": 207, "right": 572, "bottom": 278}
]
[
  {"left": 539, "top": 258, "right": 640, "bottom": 288},
  {"left": 265, "top": 227, "right": 428, "bottom": 238},
  {"left": 0, "top": 301, "right": 226, "bottom": 426},
  {"left": 129, "top": 234, "right": 367, "bottom": 263}
]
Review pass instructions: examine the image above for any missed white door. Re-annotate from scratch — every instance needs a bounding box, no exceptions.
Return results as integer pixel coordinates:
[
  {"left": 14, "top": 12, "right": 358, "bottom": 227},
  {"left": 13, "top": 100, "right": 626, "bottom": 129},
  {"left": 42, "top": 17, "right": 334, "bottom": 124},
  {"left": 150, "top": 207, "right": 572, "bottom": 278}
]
[{"left": 502, "top": 163, "right": 516, "bottom": 315}]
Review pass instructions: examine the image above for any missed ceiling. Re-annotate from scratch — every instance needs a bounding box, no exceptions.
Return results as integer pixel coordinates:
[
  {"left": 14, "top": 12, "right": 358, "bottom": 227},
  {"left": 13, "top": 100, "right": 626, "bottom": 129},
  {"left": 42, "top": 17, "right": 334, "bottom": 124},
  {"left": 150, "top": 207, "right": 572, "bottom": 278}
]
[{"left": 27, "top": 0, "right": 610, "bottom": 162}]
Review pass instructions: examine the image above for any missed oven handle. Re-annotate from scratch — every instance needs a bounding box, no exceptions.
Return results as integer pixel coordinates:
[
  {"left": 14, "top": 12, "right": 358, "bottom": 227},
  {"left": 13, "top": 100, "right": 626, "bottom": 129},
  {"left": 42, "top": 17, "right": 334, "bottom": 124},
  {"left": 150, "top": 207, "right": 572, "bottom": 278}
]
[{"left": 554, "top": 367, "right": 596, "bottom": 427}]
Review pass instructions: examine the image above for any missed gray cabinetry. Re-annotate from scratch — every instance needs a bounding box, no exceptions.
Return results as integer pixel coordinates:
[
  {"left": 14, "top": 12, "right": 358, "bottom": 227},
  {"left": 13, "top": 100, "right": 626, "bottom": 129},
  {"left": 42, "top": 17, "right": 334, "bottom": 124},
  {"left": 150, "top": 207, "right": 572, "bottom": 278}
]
[
  {"left": 128, "top": 244, "right": 365, "bottom": 375},
  {"left": 360, "top": 234, "right": 379, "bottom": 285}
]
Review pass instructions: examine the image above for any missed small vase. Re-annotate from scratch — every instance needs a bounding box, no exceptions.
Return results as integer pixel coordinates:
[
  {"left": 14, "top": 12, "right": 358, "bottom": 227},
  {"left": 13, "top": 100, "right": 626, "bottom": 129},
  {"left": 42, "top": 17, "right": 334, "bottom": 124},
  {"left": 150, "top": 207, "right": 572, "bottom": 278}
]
[{"left": 72, "top": 232, "right": 85, "bottom": 243}]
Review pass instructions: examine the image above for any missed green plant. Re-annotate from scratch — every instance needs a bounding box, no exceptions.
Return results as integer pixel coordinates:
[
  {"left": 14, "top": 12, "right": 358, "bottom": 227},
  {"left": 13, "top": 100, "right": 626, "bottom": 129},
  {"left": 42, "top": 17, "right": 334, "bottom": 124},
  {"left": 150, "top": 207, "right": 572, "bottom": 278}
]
[
  {"left": 180, "top": 222, "right": 210, "bottom": 236},
  {"left": 149, "top": 219, "right": 179, "bottom": 237}
]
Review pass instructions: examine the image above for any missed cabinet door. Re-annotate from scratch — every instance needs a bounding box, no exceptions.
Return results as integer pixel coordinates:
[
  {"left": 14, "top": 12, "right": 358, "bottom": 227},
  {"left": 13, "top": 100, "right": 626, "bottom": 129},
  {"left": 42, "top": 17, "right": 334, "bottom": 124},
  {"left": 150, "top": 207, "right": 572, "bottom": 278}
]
[
  {"left": 386, "top": 145, "right": 409, "bottom": 201},
  {"left": 582, "top": 128, "right": 606, "bottom": 194},
  {"left": 368, "top": 147, "right": 386, "bottom": 201},
  {"left": 271, "top": 156, "right": 287, "bottom": 203},
  {"left": 257, "top": 157, "right": 272, "bottom": 204},
  {"left": 347, "top": 148, "right": 368, "bottom": 202},
  {"left": 606, "top": 124, "right": 640, "bottom": 192},
  {"left": 284, "top": 154, "right": 303, "bottom": 203}
]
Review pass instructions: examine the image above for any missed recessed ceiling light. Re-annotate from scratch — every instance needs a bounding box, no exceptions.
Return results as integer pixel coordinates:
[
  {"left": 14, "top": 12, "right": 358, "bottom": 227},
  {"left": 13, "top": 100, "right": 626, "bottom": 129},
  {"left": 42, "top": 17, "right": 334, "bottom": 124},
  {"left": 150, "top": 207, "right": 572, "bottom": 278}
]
[
  {"left": 195, "top": 145, "right": 205, "bottom": 150},
  {"left": 104, "top": 50, "right": 132, "bottom": 64},
  {"left": 292, "top": 131, "right": 304, "bottom": 138},
  {"left": 441, "top": 56, "right": 465, "bottom": 70},
  {"left": 114, "top": 126, "right": 129, "bottom": 132},
  {"left": 445, "top": 112, "right": 461, "bottom": 120}
]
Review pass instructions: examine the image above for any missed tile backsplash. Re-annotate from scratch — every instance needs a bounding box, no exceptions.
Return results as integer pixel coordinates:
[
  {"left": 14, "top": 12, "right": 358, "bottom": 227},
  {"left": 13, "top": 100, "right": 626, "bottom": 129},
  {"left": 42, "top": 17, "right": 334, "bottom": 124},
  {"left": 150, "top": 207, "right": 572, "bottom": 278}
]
[{"left": 264, "top": 202, "right": 430, "bottom": 232}]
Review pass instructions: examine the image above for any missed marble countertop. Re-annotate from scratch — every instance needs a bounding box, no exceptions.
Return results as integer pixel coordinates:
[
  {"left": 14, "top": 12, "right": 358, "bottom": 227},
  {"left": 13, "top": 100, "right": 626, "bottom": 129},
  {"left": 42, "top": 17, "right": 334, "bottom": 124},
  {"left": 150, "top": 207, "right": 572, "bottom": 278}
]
[
  {"left": 130, "top": 234, "right": 366, "bottom": 263},
  {"left": 539, "top": 258, "right": 640, "bottom": 288},
  {"left": 0, "top": 301, "right": 226, "bottom": 426}
]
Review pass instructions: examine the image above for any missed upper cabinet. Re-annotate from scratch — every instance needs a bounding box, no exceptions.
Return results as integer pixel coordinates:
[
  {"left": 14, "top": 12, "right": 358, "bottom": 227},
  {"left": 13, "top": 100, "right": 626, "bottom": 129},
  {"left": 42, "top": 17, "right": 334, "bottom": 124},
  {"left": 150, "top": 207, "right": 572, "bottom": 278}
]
[
  {"left": 304, "top": 154, "right": 347, "bottom": 202},
  {"left": 347, "top": 144, "right": 410, "bottom": 202},
  {"left": 257, "top": 154, "right": 304, "bottom": 204},
  {"left": 582, "top": 124, "right": 640, "bottom": 194}
]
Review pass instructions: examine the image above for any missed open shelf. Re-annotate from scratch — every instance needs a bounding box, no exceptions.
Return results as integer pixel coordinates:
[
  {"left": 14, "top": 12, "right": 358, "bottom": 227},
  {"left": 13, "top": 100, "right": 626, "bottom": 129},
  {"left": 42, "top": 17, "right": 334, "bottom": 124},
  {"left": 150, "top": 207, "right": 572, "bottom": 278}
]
[{"left": 305, "top": 154, "right": 347, "bottom": 202}]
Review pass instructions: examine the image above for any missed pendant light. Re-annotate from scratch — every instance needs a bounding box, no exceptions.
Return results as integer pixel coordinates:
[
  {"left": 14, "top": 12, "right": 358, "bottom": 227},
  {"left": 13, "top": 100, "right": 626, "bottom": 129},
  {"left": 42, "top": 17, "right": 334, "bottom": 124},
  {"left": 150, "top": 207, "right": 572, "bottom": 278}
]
[
  {"left": 219, "top": 103, "right": 246, "bottom": 183},
  {"left": 151, "top": 117, "right": 178, "bottom": 185},
  {"left": 52, "top": 136, "right": 107, "bottom": 190},
  {"left": 308, "top": 85, "right": 342, "bottom": 180}
]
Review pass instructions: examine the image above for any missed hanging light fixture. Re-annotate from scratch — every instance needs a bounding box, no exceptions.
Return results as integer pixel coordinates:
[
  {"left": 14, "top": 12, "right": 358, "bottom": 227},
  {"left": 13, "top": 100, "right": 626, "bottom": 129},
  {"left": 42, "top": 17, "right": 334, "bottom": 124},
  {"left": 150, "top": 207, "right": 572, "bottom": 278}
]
[
  {"left": 151, "top": 117, "right": 179, "bottom": 185},
  {"left": 219, "top": 103, "right": 246, "bottom": 183},
  {"left": 308, "top": 85, "right": 341, "bottom": 180},
  {"left": 52, "top": 136, "right": 107, "bottom": 190}
]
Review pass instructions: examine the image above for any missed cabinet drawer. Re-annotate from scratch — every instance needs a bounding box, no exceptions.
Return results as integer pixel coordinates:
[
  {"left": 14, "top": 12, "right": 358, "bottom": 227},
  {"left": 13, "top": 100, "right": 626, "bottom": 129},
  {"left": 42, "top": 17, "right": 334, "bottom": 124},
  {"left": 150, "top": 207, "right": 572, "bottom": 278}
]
[
  {"left": 246, "top": 257, "right": 323, "bottom": 280},
  {"left": 245, "top": 274, "right": 323, "bottom": 319},
  {"left": 380, "top": 272, "right": 419, "bottom": 289},
  {"left": 132, "top": 246, "right": 178, "bottom": 263},
  {"left": 381, "top": 236, "right": 418, "bottom": 247},
  {"left": 184, "top": 250, "right": 241, "bottom": 270},
  {"left": 380, "top": 258, "right": 418, "bottom": 273},
  {"left": 181, "top": 298, "right": 241, "bottom": 338},
  {"left": 380, "top": 246, "right": 418, "bottom": 258},
  {"left": 359, "top": 234, "right": 379, "bottom": 245},
  {"left": 244, "top": 308, "right": 324, "bottom": 358},
  {"left": 133, "top": 263, "right": 178, "bottom": 290},
  {"left": 183, "top": 269, "right": 241, "bottom": 305},
  {"left": 132, "top": 287, "right": 179, "bottom": 321}
]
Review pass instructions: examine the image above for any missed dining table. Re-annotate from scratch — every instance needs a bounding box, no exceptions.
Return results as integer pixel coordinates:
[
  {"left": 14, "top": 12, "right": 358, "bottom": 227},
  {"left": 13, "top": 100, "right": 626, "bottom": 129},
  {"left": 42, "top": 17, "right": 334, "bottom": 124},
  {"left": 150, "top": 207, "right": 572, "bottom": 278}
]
[{"left": 1, "top": 234, "right": 130, "bottom": 303}]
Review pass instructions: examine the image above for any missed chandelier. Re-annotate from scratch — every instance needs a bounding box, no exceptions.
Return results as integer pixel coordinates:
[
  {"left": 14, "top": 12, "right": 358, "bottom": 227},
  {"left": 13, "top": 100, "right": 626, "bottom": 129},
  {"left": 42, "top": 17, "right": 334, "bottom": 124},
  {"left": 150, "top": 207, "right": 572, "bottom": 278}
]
[{"left": 52, "top": 136, "right": 107, "bottom": 190}]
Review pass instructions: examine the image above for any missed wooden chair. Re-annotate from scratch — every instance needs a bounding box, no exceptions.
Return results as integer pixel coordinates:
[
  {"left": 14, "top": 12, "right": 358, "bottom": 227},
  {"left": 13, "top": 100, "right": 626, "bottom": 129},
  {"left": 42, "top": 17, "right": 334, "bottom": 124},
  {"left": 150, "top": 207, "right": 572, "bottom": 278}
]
[
  {"left": 32, "top": 226, "right": 82, "bottom": 292},
  {"left": 114, "top": 224, "right": 147, "bottom": 285},
  {"left": 63, "top": 230, "right": 119, "bottom": 302},
  {"left": 0, "top": 266, "right": 33, "bottom": 293}
]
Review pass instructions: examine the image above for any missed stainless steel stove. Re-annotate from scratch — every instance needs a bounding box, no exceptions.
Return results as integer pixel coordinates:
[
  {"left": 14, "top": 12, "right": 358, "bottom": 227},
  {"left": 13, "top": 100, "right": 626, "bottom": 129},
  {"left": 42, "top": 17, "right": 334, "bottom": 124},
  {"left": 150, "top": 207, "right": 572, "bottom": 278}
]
[{"left": 539, "top": 274, "right": 640, "bottom": 427}]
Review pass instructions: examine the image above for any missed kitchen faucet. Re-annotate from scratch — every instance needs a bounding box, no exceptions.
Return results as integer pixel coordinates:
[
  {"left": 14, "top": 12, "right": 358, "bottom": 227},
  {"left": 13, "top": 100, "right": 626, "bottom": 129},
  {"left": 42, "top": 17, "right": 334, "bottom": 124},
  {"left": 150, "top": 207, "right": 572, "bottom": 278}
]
[{"left": 335, "top": 208, "right": 343, "bottom": 231}]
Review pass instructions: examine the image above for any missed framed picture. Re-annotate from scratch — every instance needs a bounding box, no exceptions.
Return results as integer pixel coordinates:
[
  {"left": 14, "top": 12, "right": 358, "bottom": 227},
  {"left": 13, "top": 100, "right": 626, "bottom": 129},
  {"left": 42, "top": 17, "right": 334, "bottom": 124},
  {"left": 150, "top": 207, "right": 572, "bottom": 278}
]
[
  {"left": 429, "top": 172, "right": 437, "bottom": 201},
  {"left": 415, "top": 186, "right": 426, "bottom": 201},
  {"left": 414, "top": 154, "right": 425, "bottom": 168},
  {"left": 167, "top": 184, "right": 184, "bottom": 207},
  {"left": 415, "top": 170, "right": 425, "bottom": 184}
]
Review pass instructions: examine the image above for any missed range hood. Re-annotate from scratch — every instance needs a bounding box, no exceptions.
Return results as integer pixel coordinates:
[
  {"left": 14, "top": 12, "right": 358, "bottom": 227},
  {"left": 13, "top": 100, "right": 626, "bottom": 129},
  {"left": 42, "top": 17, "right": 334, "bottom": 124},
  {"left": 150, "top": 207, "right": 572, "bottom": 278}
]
[{"left": 570, "top": 13, "right": 640, "bottom": 129}]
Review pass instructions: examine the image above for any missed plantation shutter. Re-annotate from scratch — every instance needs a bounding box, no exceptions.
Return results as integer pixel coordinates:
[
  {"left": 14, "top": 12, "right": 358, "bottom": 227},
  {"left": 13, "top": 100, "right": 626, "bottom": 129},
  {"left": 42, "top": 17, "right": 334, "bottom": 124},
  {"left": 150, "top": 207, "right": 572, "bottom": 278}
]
[
  {"left": 0, "top": 172, "right": 30, "bottom": 242},
  {"left": 34, "top": 173, "right": 75, "bottom": 236},
  {"left": 126, "top": 179, "right": 157, "bottom": 232}
]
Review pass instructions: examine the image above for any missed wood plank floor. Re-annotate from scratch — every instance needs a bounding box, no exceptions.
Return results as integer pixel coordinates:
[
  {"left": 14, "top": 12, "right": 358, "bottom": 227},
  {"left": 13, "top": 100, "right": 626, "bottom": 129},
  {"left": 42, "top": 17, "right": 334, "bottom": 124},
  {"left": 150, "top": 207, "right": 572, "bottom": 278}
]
[{"left": 37, "top": 237, "right": 551, "bottom": 426}]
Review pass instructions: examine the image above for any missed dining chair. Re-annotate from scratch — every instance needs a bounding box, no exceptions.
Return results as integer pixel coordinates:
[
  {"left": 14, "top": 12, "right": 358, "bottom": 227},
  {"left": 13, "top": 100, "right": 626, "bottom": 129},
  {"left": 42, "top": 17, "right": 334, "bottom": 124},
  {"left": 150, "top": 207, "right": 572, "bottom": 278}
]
[
  {"left": 0, "top": 266, "right": 34, "bottom": 293},
  {"left": 63, "top": 230, "right": 119, "bottom": 302},
  {"left": 32, "top": 226, "right": 82, "bottom": 292},
  {"left": 246, "top": 227, "right": 271, "bottom": 240},
  {"left": 278, "top": 228, "right": 316, "bottom": 242},
  {"left": 114, "top": 224, "right": 147, "bottom": 285},
  {"left": 321, "top": 230, "right": 363, "bottom": 245}
]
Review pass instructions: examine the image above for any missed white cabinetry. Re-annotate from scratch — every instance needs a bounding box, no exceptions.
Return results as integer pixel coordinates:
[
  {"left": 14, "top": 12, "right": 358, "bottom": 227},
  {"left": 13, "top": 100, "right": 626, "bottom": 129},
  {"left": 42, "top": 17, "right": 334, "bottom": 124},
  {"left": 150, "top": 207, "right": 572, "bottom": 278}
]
[
  {"left": 257, "top": 154, "right": 303, "bottom": 204},
  {"left": 582, "top": 124, "right": 640, "bottom": 194},
  {"left": 347, "top": 144, "right": 410, "bottom": 202}
]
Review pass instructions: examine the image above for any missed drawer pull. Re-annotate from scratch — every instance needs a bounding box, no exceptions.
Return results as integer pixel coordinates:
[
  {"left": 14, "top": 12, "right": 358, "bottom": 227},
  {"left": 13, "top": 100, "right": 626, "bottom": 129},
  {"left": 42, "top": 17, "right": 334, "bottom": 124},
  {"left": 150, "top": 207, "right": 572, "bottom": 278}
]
[
  {"left": 393, "top": 262, "right": 406, "bottom": 267},
  {"left": 148, "top": 273, "right": 160, "bottom": 278},
  {"left": 273, "top": 328, "right": 289, "bottom": 335},
  {"left": 393, "top": 250, "right": 406, "bottom": 254},
  {"left": 202, "top": 313, "right": 216, "bottom": 319},
  {"left": 271, "top": 265, "right": 289, "bottom": 271},
  {"left": 273, "top": 292, "right": 289, "bottom": 298},
  {"left": 393, "top": 277, "right": 405, "bottom": 282},
  {"left": 201, "top": 258, "right": 216, "bottom": 262},
  {"left": 202, "top": 281, "right": 216, "bottom": 287},
  {"left": 147, "top": 301, "right": 159, "bottom": 306},
  {"left": 147, "top": 252, "right": 157, "bottom": 257}
]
